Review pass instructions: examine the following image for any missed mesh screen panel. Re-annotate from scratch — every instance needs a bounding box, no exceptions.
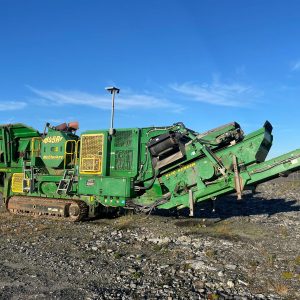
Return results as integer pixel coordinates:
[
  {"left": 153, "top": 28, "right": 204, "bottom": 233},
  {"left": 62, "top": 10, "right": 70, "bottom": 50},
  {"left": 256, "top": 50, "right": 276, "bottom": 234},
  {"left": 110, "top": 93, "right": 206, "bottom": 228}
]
[
  {"left": 12, "top": 173, "right": 23, "bottom": 193},
  {"left": 115, "top": 131, "right": 132, "bottom": 147},
  {"left": 80, "top": 134, "right": 104, "bottom": 173},
  {"left": 115, "top": 150, "right": 133, "bottom": 170}
]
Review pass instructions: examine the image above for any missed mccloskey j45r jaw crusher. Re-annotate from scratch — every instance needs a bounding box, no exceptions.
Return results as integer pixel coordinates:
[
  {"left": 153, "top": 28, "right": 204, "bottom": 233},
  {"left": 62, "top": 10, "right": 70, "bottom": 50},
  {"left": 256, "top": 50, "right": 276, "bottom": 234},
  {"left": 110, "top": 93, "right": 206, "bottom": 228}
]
[{"left": 0, "top": 120, "right": 299, "bottom": 221}]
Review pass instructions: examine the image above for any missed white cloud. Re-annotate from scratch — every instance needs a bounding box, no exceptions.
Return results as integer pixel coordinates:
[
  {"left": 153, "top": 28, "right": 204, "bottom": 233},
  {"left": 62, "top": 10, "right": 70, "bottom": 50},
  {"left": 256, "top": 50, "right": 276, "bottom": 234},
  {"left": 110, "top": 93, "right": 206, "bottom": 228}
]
[
  {"left": 27, "top": 86, "right": 184, "bottom": 113},
  {"left": 0, "top": 101, "right": 27, "bottom": 111},
  {"left": 170, "top": 80, "right": 257, "bottom": 107},
  {"left": 291, "top": 60, "right": 300, "bottom": 71}
]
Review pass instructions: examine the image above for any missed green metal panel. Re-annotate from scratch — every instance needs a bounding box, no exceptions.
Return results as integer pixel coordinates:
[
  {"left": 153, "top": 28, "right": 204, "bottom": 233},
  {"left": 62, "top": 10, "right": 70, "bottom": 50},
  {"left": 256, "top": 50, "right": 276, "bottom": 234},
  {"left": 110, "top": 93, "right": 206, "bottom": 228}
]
[
  {"left": 41, "top": 128, "right": 78, "bottom": 169},
  {"left": 109, "top": 128, "right": 140, "bottom": 177},
  {"left": 0, "top": 124, "right": 40, "bottom": 168},
  {"left": 78, "top": 175, "right": 131, "bottom": 197}
]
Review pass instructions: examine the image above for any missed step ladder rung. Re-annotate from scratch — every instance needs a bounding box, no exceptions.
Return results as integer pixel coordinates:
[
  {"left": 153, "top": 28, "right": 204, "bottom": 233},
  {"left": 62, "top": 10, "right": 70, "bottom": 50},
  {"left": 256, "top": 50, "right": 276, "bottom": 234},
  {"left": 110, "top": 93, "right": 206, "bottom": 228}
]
[{"left": 56, "top": 170, "right": 76, "bottom": 195}]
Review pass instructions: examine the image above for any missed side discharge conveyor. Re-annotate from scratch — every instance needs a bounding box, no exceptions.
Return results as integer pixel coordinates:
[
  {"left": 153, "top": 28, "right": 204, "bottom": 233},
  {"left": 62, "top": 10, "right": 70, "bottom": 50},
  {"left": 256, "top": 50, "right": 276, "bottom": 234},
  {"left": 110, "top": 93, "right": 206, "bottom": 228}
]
[
  {"left": 130, "top": 121, "right": 300, "bottom": 215},
  {"left": 0, "top": 120, "right": 299, "bottom": 221},
  {"left": 181, "top": 149, "right": 300, "bottom": 212}
]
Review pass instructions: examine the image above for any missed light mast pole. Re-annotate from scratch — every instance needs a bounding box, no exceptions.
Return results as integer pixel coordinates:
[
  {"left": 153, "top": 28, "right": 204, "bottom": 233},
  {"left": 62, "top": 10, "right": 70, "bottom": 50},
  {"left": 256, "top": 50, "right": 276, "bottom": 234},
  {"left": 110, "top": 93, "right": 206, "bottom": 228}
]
[{"left": 105, "top": 86, "right": 120, "bottom": 135}]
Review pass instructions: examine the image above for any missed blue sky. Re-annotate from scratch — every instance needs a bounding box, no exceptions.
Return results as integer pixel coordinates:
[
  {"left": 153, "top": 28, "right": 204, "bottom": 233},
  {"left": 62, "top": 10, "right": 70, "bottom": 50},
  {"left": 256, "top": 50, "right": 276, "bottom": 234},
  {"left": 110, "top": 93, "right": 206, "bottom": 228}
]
[{"left": 0, "top": 0, "right": 300, "bottom": 157}]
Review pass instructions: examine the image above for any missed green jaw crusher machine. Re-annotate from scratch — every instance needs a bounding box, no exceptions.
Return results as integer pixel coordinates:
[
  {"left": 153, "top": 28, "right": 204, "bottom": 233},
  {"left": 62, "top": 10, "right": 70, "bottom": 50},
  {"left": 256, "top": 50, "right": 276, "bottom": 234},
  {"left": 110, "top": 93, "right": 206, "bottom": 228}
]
[{"left": 0, "top": 119, "right": 299, "bottom": 221}]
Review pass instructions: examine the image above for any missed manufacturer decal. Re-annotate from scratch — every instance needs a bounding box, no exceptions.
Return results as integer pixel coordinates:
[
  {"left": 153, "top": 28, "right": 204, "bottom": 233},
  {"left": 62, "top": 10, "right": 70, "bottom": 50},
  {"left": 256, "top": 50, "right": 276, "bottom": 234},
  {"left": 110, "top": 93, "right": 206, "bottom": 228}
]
[
  {"left": 165, "top": 162, "right": 196, "bottom": 178},
  {"left": 43, "top": 136, "right": 63, "bottom": 144},
  {"left": 86, "top": 179, "right": 95, "bottom": 186},
  {"left": 42, "top": 155, "right": 63, "bottom": 160}
]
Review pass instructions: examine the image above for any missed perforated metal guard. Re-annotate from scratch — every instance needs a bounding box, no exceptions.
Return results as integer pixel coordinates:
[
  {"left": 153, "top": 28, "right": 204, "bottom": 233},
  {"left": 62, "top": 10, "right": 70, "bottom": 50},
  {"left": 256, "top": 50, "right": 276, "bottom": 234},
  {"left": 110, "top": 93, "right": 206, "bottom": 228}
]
[
  {"left": 80, "top": 134, "right": 104, "bottom": 174},
  {"left": 12, "top": 173, "right": 23, "bottom": 193},
  {"left": 115, "top": 130, "right": 132, "bottom": 147},
  {"left": 115, "top": 150, "right": 133, "bottom": 170}
]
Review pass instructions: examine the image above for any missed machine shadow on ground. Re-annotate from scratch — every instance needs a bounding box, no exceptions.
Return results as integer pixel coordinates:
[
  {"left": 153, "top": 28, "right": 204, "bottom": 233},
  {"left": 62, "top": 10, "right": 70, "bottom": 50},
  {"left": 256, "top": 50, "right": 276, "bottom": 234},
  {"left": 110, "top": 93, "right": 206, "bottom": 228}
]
[{"left": 149, "top": 192, "right": 300, "bottom": 222}]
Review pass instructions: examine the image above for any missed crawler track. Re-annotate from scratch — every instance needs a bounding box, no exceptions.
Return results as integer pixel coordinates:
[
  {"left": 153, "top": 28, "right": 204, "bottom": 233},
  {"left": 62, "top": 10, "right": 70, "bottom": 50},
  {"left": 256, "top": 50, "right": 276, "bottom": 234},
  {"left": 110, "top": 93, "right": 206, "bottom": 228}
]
[{"left": 7, "top": 196, "right": 88, "bottom": 222}]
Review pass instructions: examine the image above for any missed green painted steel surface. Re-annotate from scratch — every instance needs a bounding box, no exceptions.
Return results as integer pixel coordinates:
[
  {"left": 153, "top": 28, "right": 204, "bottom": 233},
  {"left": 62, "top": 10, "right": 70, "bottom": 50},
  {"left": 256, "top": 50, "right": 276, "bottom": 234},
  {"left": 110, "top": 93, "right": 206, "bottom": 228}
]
[
  {"left": 0, "top": 120, "right": 299, "bottom": 216},
  {"left": 40, "top": 127, "right": 78, "bottom": 169}
]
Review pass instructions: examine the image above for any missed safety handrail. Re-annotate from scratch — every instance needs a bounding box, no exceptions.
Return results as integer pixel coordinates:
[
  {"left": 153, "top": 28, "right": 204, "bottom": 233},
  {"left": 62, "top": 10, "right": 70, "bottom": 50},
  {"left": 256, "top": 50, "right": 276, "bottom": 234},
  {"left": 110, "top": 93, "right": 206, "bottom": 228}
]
[
  {"left": 64, "top": 140, "right": 77, "bottom": 169},
  {"left": 31, "top": 137, "right": 42, "bottom": 157}
]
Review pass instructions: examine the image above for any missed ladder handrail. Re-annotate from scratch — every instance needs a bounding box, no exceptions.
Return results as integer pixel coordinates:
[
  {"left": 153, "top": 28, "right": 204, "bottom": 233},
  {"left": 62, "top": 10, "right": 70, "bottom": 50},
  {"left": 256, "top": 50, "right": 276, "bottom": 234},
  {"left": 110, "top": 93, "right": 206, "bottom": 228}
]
[
  {"left": 31, "top": 137, "right": 42, "bottom": 157},
  {"left": 64, "top": 140, "right": 78, "bottom": 169}
]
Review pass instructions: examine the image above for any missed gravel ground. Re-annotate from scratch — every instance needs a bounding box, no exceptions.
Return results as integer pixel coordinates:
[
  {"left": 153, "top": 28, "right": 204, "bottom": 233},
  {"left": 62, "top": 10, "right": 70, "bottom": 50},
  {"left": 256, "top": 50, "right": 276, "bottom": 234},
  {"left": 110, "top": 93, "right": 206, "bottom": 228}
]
[{"left": 0, "top": 181, "right": 300, "bottom": 300}]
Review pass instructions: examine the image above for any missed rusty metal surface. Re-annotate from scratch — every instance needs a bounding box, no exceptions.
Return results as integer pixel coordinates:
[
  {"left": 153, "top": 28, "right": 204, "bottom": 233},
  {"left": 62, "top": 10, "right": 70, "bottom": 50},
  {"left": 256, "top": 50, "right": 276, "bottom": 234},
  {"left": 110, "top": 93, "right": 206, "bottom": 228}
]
[{"left": 7, "top": 196, "right": 88, "bottom": 222}]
